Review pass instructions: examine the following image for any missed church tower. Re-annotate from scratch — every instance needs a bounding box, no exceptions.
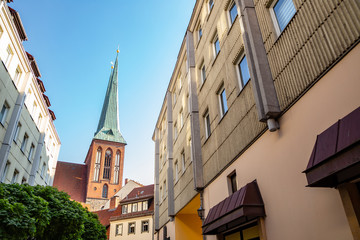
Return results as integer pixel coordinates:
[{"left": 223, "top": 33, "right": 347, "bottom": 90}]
[{"left": 84, "top": 51, "right": 126, "bottom": 211}]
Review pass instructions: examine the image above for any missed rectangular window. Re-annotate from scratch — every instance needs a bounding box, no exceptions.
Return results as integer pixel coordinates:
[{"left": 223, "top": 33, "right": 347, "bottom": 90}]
[
  {"left": 219, "top": 87, "right": 228, "bottom": 118},
  {"left": 204, "top": 111, "right": 211, "bottom": 139},
  {"left": 13, "top": 122, "right": 21, "bottom": 142},
  {"left": 175, "top": 161, "right": 179, "bottom": 181},
  {"left": 122, "top": 205, "right": 128, "bottom": 214},
  {"left": 272, "top": 0, "right": 296, "bottom": 34},
  {"left": 128, "top": 222, "right": 135, "bottom": 234},
  {"left": 14, "top": 66, "right": 22, "bottom": 84},
  {"left": 200, "top": 64, "right": 206, "bottom": 84},
  {"left": 132, "top": 203, "right": 137, "bottom": 212},
  {"left": 143, "top": 201, "right": 148, "bottom": 211},
  {"left": 41, "top": 163, "right": 46, "bottom": 178},
  {"left": 138, "top": 202, "right": 142, "bottom": 212},
  {"left": 141, "top": 220, "right": 149, "bottom": 232},
  {"left": 5, "top": 45, "right": 13, "bottom": 66},
  {"left": 213, "top": 35, "right": 220, "bottom": 57},
  {"left": 37, "top": 114, "right": 42, "bottom": 127},
  {"left": 181, "top": 151, "right": 185, "bottom": 173},
  {"left": 1, "top": 161, "right": 10, "bottom": 183},
  {"left": 163, "top": 180, "right": 167, "bottom": 199},
  {"left": 174, "top": 122, "right": 178, "bottom": 140},
  {"left": 180, "top": 108, "right": 184, "bottom": 128},
  {"left": 229, "top": 2, "right": 238, "bottom": 25},
  {"left": 189, "top": 137, "right": 193, "bottom": 162},
  {"left": 238, "top": 55, "right": 251, "bottom": 89},
  {"left": 20, "top": 133, "right": 28, "bottom": 152},
  {"left": 0, "top": 102, "right": 10, "bottom": 125},
  {"left": 228, "top": 171, "right": 237, "bottom": 194},
  {"left": 28, "top": 144, "right": 35, "bottom": 162},
  {"left": 198, "top": 26, "right": 202, "bottom": 41},
  {"left": 128, "top": 204, "right": 132, "bottom": 213},
  {"left": 160, "top": 186, "right": 163, "bottom": 202},
  {"left": 209, "top": 0, "right": 214, "bottom": 11},
  {"left": 11, "top": 169, "right": 19, "bottom": 184},
  {"left": 115, "top": 223, "right": 123, "bottom": 236},
  {"left": 21, "top": 177, "right": 27, "bottom": 184}
]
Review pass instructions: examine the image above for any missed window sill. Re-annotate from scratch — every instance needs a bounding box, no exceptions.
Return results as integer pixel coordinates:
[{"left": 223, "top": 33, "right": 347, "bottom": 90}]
[
  {"left": 218, "top": 110, "right": 228, "bottom": 124},
  {"left": 237, "top": 79, "right": 251, "bottom": 97},
  {"left": 212, "top": 51, "right": 221, "bottom": 67}
]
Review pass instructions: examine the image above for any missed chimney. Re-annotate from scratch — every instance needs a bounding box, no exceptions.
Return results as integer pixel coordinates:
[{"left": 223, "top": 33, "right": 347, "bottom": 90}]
[
  {"left": 110, "top": 196, "right": 119, "bottom": 209},
  {"left": 125, "top": 178, "right": 128, "bottom": 185}
]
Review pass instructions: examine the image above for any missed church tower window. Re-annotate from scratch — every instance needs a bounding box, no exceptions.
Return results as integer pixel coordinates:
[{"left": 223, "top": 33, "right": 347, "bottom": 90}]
[
  {"left": 94, "top": 148, "right": 102, "bottom": 181},
  {"left": 113, "top": 151, "right": 120, "bottom": 184},
  {"left": 103, "top": 149, "right": 112, "bottom": 179},
  {"left": 102, "top": 184, "right": 108, "bottom": 198}
]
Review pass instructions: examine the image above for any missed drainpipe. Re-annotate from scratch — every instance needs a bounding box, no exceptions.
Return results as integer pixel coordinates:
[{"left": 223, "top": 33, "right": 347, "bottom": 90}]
[{"left": 235, "top": 0, "right": 281, "bottom": 131}]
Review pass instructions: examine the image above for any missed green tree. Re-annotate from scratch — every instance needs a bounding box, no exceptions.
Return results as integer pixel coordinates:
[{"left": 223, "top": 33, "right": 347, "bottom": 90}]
[{"left": 0, "top": 183, "right": 106, "bottom": 240}]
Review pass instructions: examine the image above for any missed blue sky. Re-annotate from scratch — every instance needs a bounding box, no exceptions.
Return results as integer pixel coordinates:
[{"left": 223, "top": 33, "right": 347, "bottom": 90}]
[{"left": 11, "top": 0, "right": 195, "bottom": 185}]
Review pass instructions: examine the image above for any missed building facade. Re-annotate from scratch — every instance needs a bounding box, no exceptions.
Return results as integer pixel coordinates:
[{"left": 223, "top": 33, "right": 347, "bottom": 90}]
[
  {"left": 53, "top": 52, "right": 126, "bottom": 211},
  {"left": 153, "top": 0, "right": 360, "bottom": 239},
  {"left": 0, "top": 0, "right": 60, "bottom": 186}
]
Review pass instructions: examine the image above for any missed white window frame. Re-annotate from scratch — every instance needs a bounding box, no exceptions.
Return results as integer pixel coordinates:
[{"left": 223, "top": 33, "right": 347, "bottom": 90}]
[
  {"left": 143, "top": 201, "right": 148, "bottom": 210},
  {"left": 228, "top": 1, "right": 238, "bottom": 26},
  {"left": 212, "top": 34, "right": 220, "bottom": 58},
  {"left": 181, "top": 150, "right": 185, "bottom": 173},
  {"left": 115, "top": 223, "right": 123, "bottom": 236},
  {"left": 132, "top": 203, "right": 137, "bottom": 212},
  {"left": 269, "top": 0, "right": 296, "bottom": 36},
  {"left": 122, "top": 205, "right": 128, "bottom": 214},
  {"left": 11, "top": 169, "right": 19, "bottom": 184},
  {"left": 128, "top": 222, "right": 135, "bottom": 234},
  {"left": 20, "top": 133, "right": 28, "bottom": 152},
  {"left": 208, "top": 0, "right": 214, "bottom": 13},
  {"left": 14, "top": 66, "right": 22, "bottom": 84},
  {"left": 141, "top": 220, "right": 149, "bottom": 233},
  {"left": 5, "top": 45, "right": 13, "bottom": 66},
  {"left": 0, "top": 101, "right": 10, "bottom": 125},
  {"left": 204, "top": 110, "right": 211, "bottom": 139},
  {"left": 28, "top": 143, "right": 35, "bottom": 162},
  {"left": 200, "top": 62, "right": 206, "bottom": 84},
  {"left": 1, "top": 161, "right": 10, "bottom": 183},
  {"left": 218, "top": 86, "right": 228, "bottom": 118},
  {"left": 175, "top": 160, "right": 179, "bottom": 181},
  {"left": 236, "top": 54, "right": 251, "bottom": 90}
]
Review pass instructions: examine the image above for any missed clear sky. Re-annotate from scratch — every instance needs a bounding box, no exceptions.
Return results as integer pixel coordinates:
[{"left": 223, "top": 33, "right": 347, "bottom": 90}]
[{"left": 10, "top": 0, "right": 196, "bottom": 185}]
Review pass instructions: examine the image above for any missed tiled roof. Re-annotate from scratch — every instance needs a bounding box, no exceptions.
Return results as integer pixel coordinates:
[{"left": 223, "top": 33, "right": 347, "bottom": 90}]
[
  {"left": 53, "top": 161, "right": 87, "bottom": 203},
  {"left": 120, "top": 184, "right": 154, "bottom": 204}
]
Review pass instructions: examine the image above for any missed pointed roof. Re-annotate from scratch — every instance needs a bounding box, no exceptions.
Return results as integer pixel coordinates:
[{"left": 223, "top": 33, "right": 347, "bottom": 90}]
[{"left": 94, "top": 52, "right": 126, "bottom": 144}]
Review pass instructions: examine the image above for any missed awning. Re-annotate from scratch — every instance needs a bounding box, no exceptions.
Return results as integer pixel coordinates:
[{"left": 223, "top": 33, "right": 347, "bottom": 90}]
[
  {"left": 202, "top": 180, "right": 265, "bottom": 235},
  {"left": 304, "top": 107, "right": 360, "bottom": 187}
]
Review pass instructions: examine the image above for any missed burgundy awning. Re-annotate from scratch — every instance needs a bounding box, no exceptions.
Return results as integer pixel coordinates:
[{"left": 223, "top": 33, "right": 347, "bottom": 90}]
[
  {"left": 37, "top": 78, "right": 46, "bottom": 93},
  {"left": 26, "top": 52, "right": 41, "bottom": 77},
  {"left": 304, "top": 107, "right": 360, "bottom": 187},
  {"left": 43, "top": 94, "right": 51, "bottom": 107},
  {"left": 49, "top": 109, "right": 56, "bottom": 121},
  {"left": 202, "top": 180, "right": 265, "bottom": 235}
]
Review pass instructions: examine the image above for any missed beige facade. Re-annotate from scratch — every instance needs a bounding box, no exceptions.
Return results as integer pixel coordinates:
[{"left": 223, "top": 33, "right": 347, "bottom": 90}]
[
  {"left": 0, "top": 0, "right": 60, "bottom": 186},
  {"left": 109, "top": 215, "right": 153, "bottom": 240},
  {"left": 153, "top": 0, "right": 360, "bottom": 239}
]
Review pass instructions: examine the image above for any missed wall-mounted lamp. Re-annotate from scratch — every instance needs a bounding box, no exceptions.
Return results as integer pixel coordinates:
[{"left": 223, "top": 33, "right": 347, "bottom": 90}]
[{"left": 197, "top": 206, "right": 205, "bottom": 220}]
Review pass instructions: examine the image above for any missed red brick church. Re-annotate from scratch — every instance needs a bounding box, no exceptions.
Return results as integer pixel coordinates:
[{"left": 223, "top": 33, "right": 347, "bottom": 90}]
[{"left": 53, "top": 52, "right": 127, "bottom": 211}]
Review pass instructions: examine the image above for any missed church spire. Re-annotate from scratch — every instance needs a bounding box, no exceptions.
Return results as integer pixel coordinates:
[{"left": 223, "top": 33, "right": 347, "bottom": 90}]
[{"left": 94, "top": 51, "right": 126, "bottom": 144}]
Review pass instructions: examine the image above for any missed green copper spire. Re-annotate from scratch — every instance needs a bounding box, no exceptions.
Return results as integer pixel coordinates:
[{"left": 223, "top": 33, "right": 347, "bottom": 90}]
[{"left": 94, "top": 52, "right": 126, "bottom": 144}]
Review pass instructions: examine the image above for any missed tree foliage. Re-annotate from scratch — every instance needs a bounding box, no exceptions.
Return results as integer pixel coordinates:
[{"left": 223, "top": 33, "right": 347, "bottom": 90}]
[{"left": 0, "top": 183, "right": 106, "bottom": 240}]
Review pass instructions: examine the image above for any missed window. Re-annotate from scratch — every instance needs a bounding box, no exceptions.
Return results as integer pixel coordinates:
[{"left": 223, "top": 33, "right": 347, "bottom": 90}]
[
  {"left": 272, "top": 0, "right": 296, "bottom": 34},
  {"left": 37, "top": 114, "right": 42, "bottom": 126},
  {"left": 213, "top": 35, "right": 220, "bottom": 57},
  {"left": 237, "top": 55, "right": 251, "bottom": 89},
  {"left": 143, "top": 201, "right": 148, "bottom": 211},
  {"left": 28, "top": 144, "right": 35, "bottom": 162},
  {"left": 128, "top": 222, "right": 135, "bottom": 234},
  {"left": 1, "top": 161, "right": 10, "bottom": 183},
  {"left": 128, "top": 203, "right": 132, "bottom": 213},
  {"left": 228, "top": 171, "right": 237, "bottom": 194},
  {"left": 160, "top": 186, "right": 163, "bottom": 201},
  {"left": 103, "top": 149, "right": 112, "bottom": 179},
  {"left": 173, "top": 91, "right": 176, "bottom": 104},
  {"left": 209, "top": 0, "right": 214, "bottom": 11},
  {"left": 175, "top": 161, "right": 179, "bottom": 181},
  {"left": 5, "top": 45, "right": 13, "bottom": 66},
  {"left": 204, "top": 111, "right": 211, "bottom": 139},
  {"left": 179, "top": 108, "right": 184, "bottom": 128},
  {"left": 102, "top": 184, "right": 108, "bottom": 198},
  {"left": 141, "top": 220, "right": 149, "bottom": 232},
  {"left": 132, "top": 203, "right": 138, "bottom": 212},
  {"left": 122, "top": 205, "right": 128, "bottom": 214},
  {"left": 181, "top": 151, "right": 185, "bottom": 173},
  {"left": 138, "top": 202, "right": 142, "bottom": 212},
  {"left": 32, "top": 101, "right": 37, "bottom": 116},
  {"left": 189, "top": 137, "right": 193, "bottom": 162},
  {"left": 198, "top": 26, "right": 202, "bottom": 41},
  {"left": 0, "top": 102, "right": 10, "bottom": 125},
  {"left": 14, "top": 66, "right": 22, "bottom": 84},
  {"left": 115, "top": 224, "right": 123, "bottom": 236},
  {"left": 229, "top": 2, "right": 238, "bottom": 25},
  {"left": 20, "top": 133, "right": 28, "bottom": 152},
  {"left": 163, "top": 180, "right": 167, "bottom": 199},
  {"left": 11, "top": 169, "right": 19, "bottom": 184},
  {"left": 219, "top": 86, "right": 228, "bottom": 118},
  {"left": 113, "top": 151, "right": 120, "bottom": 184},
  {"left": 21, "top": 177, "right": 27, "bottom": 184},
  {"left": 13, "top": 122, "right": 21, "bottom": 142},
  {"left": 94, "top": 148, "right": 101, "bottom": 181},
  {"left": 200, "top": 63, "right": 206, "bottom": 84},
  {"left": 174, "top": 122, "right": 178, "bottom": 140},
  {"left": 41, "top": 163, "right": 46, "bottom": 178}
]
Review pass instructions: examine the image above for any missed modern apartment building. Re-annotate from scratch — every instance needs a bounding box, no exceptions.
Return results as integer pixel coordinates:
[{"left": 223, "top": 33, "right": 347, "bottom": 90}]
[
  {"left": 153, "top": 0, "right": 360, "bottom": 239},
  {"left": 0, "top": 0, "right": 60, "bottom": 186}
]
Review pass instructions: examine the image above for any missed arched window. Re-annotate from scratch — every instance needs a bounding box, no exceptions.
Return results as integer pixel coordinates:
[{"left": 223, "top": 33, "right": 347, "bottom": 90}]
[
  {"left": 93, "top": 148, "right": 102, "bottom": 181},
  {"left": 102, "top": 184, "right": 108, "bottom": 198},
  {"left": 103, "top": 149, "right": 112, "bottom": 179},
  {"left": 113, "top": 151, "right": 120, "bottom": 184}
]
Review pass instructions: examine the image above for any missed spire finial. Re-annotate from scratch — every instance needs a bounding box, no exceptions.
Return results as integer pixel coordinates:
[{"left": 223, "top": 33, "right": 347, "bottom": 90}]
[{"left": 117, "top": 45, "right": 120, "bottom": 53}]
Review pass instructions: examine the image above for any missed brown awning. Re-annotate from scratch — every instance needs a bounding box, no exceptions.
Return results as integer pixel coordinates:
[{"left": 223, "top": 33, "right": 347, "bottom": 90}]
[
  {"left": 304, "top": 107, "right": 360, "bottom": 187},
  {"left": 202, "top": 180, "right": 265, "bottom": 235}
]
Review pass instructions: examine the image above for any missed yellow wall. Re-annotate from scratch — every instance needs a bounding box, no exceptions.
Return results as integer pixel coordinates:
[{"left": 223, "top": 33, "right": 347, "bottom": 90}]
[{"left": 175, "top": 214, "right": 202, "bottom": 240}]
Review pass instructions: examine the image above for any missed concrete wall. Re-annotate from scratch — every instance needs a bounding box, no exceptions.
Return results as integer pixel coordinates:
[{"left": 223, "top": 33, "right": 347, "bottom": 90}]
[{"left": 203, "top": 43, "right": 360, "bottom": 240}]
